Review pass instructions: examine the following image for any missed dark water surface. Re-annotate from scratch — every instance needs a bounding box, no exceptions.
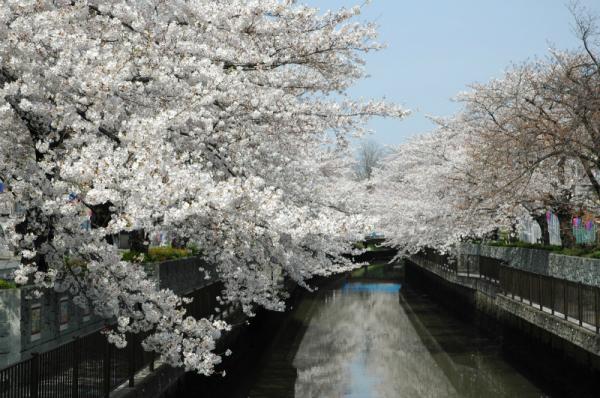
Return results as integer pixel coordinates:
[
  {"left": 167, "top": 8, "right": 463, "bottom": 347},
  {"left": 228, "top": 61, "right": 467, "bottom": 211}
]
[
  {"left": 176, "top": 271, "right": 600, "bottom": 397},
  {"left": 237, "top": 280, "right": 548, "bottom": 398}
]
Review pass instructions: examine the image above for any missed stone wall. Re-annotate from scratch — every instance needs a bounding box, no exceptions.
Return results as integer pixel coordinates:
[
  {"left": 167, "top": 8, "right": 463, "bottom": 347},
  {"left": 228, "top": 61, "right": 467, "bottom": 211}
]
[
  {"left": 151, "top": 256, "right": 218, "bottom": 296},
  {"left": 458, "top": 243, "right": 600, "bottom": 286},
  {"left": 0, "top": 256, "right": 220, "bottom": 368},
  {"left": 405, "top": 261, "right": 600, "bottom": 376},
  {"left": 0, "top": 286, "right": 104, "bottom": 368},
  {"left": 411, "top": 245, "right": 600, "bottom": 357},
  {"left": 0, "top": 258, "right": 19, "bottom": 280},
  {"left": 0, "top": 289, "right": 20, "bottom": 367}
]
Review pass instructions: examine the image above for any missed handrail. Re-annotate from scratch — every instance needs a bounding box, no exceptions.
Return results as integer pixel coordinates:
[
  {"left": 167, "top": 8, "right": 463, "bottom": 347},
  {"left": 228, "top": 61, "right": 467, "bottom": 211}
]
[
  {"left": 0, "top": 282, "right": 222, "bottom": 398},
  {"left": 415, "top": 250, "right": 600, "bottom": 334}
]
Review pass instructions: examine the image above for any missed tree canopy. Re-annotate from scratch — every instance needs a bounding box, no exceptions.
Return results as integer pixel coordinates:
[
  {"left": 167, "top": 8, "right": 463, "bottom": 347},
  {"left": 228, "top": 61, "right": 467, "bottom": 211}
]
[{"left": 0, "top": 0, "right": 404, "bottom": 374}]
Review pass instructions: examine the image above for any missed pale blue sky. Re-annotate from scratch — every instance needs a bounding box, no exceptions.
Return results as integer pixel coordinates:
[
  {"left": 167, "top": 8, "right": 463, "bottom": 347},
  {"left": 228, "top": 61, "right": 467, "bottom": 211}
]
[{"left": 305, "top": 0, "right": 600, "bottom": 145}]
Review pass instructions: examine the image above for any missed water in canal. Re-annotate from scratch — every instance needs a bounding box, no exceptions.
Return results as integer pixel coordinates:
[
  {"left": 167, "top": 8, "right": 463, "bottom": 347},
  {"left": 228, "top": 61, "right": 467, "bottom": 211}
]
[
  {"left": 243, "top": 280, "right": 547, "bottom": 397},
  {"left": 178, "top": 266, "right": 595, "bottom": 397}
]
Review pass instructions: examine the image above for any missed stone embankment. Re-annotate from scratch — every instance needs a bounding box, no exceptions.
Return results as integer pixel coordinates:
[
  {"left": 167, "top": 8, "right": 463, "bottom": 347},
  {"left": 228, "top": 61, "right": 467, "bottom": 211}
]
[{"left": 408, "top": 244, "right": 600, "bottom": 370}]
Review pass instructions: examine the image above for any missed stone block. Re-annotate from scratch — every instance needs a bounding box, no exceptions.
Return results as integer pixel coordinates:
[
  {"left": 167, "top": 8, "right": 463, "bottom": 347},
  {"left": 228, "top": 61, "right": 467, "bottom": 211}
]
[
  {"left": 0, "top": 340, "right": 11, "bottom": 353},
  {"left": 156, "top": 256, "right": 217, "bottom": 295},
  {"left": 460, "top": 244, "right": 600, "bottom": 287},
  {"left": 0, "top": 322, "right": 9, "bottom": 338}
]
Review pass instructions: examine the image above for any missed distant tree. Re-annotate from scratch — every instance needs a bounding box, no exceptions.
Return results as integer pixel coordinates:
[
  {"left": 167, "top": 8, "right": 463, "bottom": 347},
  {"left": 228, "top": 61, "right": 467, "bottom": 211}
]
[
  {"left": 354, "top": 140, "right": 386, "bottom": 180},
  {"left": 369, "top": 128, "right": 504, "bottom": 255}
]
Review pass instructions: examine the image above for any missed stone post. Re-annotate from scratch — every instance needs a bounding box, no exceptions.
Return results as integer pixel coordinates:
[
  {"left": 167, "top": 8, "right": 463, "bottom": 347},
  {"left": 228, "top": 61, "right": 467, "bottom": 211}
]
[{"left": 0, "top": 288, "right": 21, "bottom": 368}]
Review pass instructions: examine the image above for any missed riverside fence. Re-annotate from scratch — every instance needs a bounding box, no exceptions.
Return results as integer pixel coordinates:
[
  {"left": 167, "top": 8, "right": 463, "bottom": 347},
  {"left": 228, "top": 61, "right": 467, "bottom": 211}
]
[
  {"left": 498, "top": 266, "right": 600, "bottom": 332},
  {"left": 418, "top": 249, "right": 600, "bottom": 333},
  {"left": 0, "top": 282, "right": 221, "bottom": 398}
]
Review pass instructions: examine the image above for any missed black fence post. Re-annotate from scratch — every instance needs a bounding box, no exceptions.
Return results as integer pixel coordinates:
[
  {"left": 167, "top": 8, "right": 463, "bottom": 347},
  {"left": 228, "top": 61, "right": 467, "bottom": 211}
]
[
  {"left": 528, "top": 273, "right": 533, "bottom": 305},
  {"left": 466, "top": 258, "right": 470, "bottom": 278},
  {"left": 511, "top": 269, "right": 515, "bottom": 299},
  {"left": 72, "top": 337, "right": 80, "bottom": 398},
  {"left": 563, "top": 282, "right": 568, "bottom": 320},
  {"left": 483, "top": 259, "right": 488, "bottom": 280},
  {"left": 519, "top": 271, "right": 524, "bottom": 302},
  {"left": 594, "top": 287, "right": 600, "bottom": 333},
  {"left": 578, "top": 282, "right": 583, "bottom": 327},
  {"left": 550, "top": 278, "right": 555, "bottom": 315},
  {"left": 538, "top": 275, "right": 542, "bottom": 309},
  {"left": 30, "top": 353, "right": 39, "bottom": 398},
  {"left": 103, "top": 340, "right": 112, "bottom": 398},
  {"left": 498, "top": 266, "right": 502, "bottom": 293},
  {"left": 480, "top": 259, "right": 484, "bottom": 280},
  {"left": 128, "top": 334, "right": 136, "bottom": 387}
]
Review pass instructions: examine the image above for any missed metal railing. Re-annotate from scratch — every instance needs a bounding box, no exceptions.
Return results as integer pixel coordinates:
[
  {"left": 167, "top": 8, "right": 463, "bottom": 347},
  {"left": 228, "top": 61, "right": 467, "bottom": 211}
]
[
  {"left": 0, "top": 283, "right": 221, "bottom": 398},
  {"left": 498, "top": 266, "right": 600, "bottom": 332},
  {"left": 417, "top": 250, "right": 600, "bottom": 333},
  {"left": 479, "top": 256, "right": 500, "bottom": 282},
  {"left": 418, "top": 249, "right": 455, "bottom": 273},
  {"left": 0, "top": 328, "right": 154, "bottom": 398}
]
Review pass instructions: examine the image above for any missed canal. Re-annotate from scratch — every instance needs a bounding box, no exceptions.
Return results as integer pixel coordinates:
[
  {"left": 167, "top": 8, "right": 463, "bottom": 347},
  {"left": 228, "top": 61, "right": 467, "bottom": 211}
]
[{"left": 175, "top": 264, "right": 595, "bottom": 397}]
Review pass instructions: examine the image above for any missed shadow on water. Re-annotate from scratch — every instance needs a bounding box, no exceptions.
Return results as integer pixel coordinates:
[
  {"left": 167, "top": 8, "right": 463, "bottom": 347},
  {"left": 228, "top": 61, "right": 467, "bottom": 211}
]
[{"left": 173, "top": 265, "right": 598, "bottom": 397}]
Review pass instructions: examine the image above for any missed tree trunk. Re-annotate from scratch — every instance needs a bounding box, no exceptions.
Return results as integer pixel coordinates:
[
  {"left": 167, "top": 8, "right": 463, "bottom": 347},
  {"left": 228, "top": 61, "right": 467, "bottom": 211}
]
[
  {"left": 89, "top": 202, "right": 114, "bottom": 245},
  {"left": 534, "top": 214, "right": 550, "bottom": 246},
  {"left": 171, "top": 236, "right": 189, "bottom": 249},
  {"left": 489, "top": 228, "right": 500, "bottom": 241},
  {"left": 556, "top": 210, "right": 576, "bottom": 248},
  {"left": 129, "top": 229, "right": 149, "bottom": 254},
  {"left": 509, "top": 223, "right": 519, "bottom": 243},
  {"left": 15, "top": 208, "right": 52, "bottom": 272}
]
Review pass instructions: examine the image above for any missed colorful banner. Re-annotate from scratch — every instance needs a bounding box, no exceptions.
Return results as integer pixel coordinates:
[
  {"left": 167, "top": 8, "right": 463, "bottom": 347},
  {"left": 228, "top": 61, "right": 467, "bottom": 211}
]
[{"left": 572, "top": 216, "right": 597, "bottom": 245}]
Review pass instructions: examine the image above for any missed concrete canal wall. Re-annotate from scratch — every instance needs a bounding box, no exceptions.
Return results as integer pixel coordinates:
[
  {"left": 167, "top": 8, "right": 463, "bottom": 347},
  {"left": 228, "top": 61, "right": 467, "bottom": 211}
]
[
  {"left": 0, "top": 256, "right": 226, "bottom": 398},
  {"left": 0, "top": 256, "right": 219, "bottom": 369},
  {"left": 459, "top": 243, "right": 600, "bottom": 286},
  {"left": 407, "top": 245, "right": 600, "bottom": 373}
]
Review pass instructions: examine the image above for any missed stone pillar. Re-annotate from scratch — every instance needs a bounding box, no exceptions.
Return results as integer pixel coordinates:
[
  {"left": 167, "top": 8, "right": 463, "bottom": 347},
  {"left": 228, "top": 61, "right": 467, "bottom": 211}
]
[{"left": 0, "top": 288, "right": 21, "bottom": 367}]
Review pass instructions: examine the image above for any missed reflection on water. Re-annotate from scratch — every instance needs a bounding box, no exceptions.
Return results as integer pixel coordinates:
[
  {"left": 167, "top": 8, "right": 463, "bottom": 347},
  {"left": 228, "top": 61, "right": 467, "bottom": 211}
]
[
  {"left": 248, "top": 280, "right": 548, "bottom": 398},
  {"left": 293, "top": 282, "right": 456, "bottom": 397}
]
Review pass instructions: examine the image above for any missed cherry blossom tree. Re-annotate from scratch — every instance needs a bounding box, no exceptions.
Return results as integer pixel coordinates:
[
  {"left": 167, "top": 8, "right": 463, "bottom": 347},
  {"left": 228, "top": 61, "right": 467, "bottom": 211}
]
[
  {"left": 370, "top": 127, "right": 504, "bottom": 255},
  {"left": 0, "top": 0, "right": 405, "bottom": 373},
  {"left": 374, "top": 6, "right": 600, "bottom": 253},
  {"left": 449, "top": 6, "right": 600, "bottom": 247}
]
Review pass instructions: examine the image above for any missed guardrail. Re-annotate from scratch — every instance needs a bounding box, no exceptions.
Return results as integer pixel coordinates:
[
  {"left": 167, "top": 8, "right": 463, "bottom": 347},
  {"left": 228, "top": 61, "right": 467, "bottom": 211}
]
[
  {"left": 416, "top": 250, "right": 600, "bottom": 333},
  {"left": 0, "top": 329, "right": 154, "bottom": 398},
  {"left": 0, "top": 282, "right": 221, "bottom": 398},
  {"left": 498, "top": 266, "right": 600, "bottom": 332}
]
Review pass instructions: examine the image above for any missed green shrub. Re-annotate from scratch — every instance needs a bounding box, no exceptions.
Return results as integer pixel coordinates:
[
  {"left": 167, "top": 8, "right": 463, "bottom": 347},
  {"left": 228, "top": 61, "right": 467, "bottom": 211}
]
[
  {"left": 488, "top": 241, "right": 561, "bottom": 251},
  {"left": 64, "top": 257, "right": 88, "bottom": 270},
  {"left": 0, "top": 279, "right": 16, "bottom": 289},
  {"left": 186, "top": 244, "right": 203, "bottom": 256},
  {"left": 121, "top": 250, "right": 143, "bottom": 263},
  {"left": 353, "top": 242, "right": 365, "bottom": 250},
  {"left": 584, "top": 250, "right": 600, "bottom": 259},
  {"left": 146, "top": 247, "right": 191, "bottom": 262},
  {"left": 122, "top": 246, "right": 193, "bottom": 263},
  {"left": 350, "top": 263, "right": 401, "bottom": 279}
]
